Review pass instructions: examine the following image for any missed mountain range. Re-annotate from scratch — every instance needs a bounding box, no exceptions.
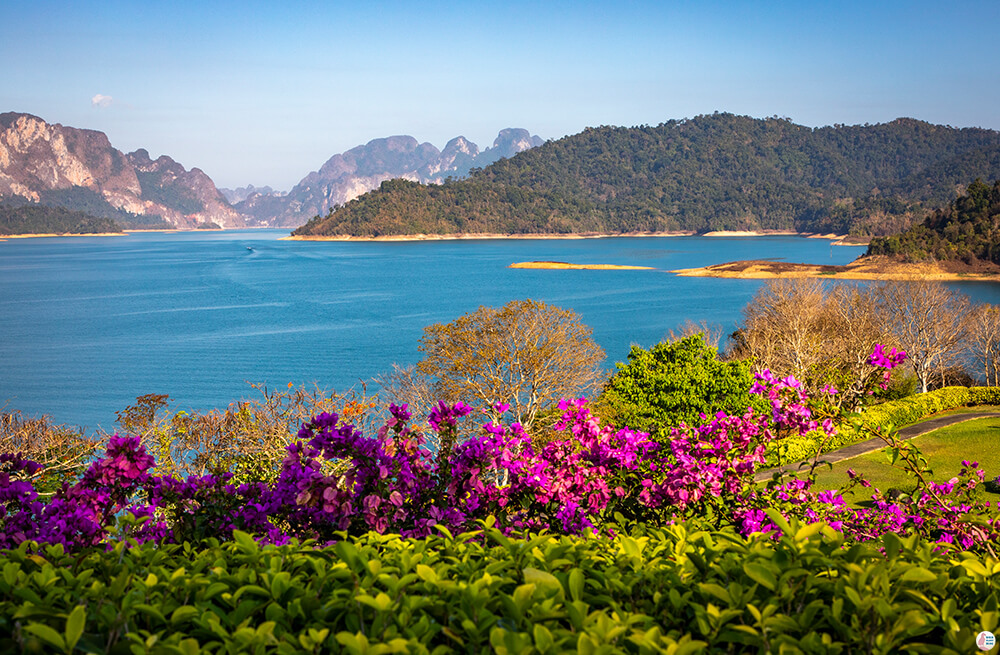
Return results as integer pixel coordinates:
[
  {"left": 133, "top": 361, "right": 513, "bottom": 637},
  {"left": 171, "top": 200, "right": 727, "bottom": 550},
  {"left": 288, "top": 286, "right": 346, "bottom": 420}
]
[
  {"left": 0, "top": 112, "right": 543, "bottom": 231},
  {"left": 0, "top": 112, "right": 243, "bottom": 228},
  {"left": 230, "top": 129, "right": 544, "bottom": 227}
]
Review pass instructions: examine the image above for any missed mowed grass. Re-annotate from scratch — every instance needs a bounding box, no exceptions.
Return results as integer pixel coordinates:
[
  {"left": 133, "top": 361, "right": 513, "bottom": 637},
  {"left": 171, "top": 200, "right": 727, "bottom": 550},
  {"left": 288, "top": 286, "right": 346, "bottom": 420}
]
[{"left": 809, "top": 417, "right": 1000, "bottom": 505}]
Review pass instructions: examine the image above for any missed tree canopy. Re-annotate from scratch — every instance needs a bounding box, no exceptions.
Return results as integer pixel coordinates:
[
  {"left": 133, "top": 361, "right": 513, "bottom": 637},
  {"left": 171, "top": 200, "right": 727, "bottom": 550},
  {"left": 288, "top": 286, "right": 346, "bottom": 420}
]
[
  {"left": 600, "top": 335, "right": 758, "bottom": 442},
  {"left": 867, "top": 179, "right": 1000, "bottom": 268},
  {"left": 417, "top": 300, "right": 605, "bottom": 431}
]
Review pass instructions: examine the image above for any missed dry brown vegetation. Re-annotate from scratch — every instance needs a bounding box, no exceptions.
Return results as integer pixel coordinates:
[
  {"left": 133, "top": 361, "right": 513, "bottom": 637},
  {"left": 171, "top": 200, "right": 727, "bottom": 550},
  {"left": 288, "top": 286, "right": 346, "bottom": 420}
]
[
  {"left": 417, "top": 299, "right": 606, "bottom": 431},
  {"left": 734, "top": 279, "right": 989, "bottom": 400}
]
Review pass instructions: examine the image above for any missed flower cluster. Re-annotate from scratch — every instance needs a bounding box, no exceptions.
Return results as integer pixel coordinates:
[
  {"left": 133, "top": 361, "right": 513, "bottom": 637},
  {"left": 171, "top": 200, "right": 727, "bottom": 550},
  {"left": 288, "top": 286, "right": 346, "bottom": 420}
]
[
  {"left": 869, "top": 343, "right": 908, "bottom": 389},
  {"left": 2, "top": 345, "right": 997, "bottom": 554}
]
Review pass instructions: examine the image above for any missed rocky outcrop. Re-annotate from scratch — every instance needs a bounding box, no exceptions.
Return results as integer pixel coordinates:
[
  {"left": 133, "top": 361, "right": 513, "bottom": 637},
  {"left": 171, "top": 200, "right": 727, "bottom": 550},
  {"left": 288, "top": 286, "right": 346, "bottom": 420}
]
[
  {"left": 126, "top": 149, "right": 244, "bottom": 228},
  {"left": 0, "top": 112, "right": 244, "bottom": 228},
  {"left": 218, "top": 184, "right": 282, "bottom": 204},
  {"left": 240, "top": 129, "right": 544, "bottom": 227}
]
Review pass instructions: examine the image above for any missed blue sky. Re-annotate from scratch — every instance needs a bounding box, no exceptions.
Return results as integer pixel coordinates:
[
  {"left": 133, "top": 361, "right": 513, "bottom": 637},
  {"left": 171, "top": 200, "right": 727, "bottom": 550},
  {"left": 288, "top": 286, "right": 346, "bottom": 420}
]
[{"left": 4, "top": 0, "right": 999, "bottom": 190}]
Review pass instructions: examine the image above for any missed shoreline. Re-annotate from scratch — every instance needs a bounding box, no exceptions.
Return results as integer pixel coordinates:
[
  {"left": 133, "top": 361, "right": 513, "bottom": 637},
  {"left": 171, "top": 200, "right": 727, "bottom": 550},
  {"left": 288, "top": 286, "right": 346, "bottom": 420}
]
[
  {"left": 0, "top": 231, "right": 128, "bottom": 239},
  {"left": 670, "top": 257, "right": 1000, "bottom": 281},
  {"left": 284, "top": 230, "right": 862, "bottom": 243}
]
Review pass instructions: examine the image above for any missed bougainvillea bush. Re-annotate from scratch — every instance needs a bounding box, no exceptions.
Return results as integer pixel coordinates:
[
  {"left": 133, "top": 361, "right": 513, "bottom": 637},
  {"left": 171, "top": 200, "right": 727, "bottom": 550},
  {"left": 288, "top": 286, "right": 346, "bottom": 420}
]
[{"left": 2, "top": 346, "right": 998, "bottom": 557}]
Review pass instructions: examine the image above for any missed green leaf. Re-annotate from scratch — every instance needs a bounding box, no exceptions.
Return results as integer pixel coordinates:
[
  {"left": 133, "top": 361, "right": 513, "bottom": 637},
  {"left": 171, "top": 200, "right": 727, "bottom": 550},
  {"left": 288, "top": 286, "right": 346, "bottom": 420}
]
[
  {"left": 882, "top": 532, "right": 902, "bottom": 560},
  {"left": 523, "top": 567, "right": 559, "bottom": 588},
  {"left": 416, "top": 564, "right": 438, "bottom": 583},
  {"left": 170, "top": 605, "right": 200, "bottom": 625},
  {"left": 232, "top": 530, "right": 259, "bottom": 555},
  {"left": 23, "top": 623, "right": 66, "bottom": 651},
  {"left": 567, "top": 568, "right": 584, "bottom": 602},
  {"left": 900, "top": 567, "right": 938, "bottom": 583},
  {"left": 65, "top": 605, "right": 85, "bottom": 651},
  {"left": 742, "top": 563, "right": 776, "bottom": 591},
  {"left": 534, "top": 624, "right": 554, "bottom": 653}
]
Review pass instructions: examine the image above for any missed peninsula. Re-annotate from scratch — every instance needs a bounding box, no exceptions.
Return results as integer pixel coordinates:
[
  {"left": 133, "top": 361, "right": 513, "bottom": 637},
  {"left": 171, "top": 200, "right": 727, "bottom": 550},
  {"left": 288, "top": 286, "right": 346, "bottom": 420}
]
[{"left": 671, "top": 256, "right": 1000, "bottom": 281}]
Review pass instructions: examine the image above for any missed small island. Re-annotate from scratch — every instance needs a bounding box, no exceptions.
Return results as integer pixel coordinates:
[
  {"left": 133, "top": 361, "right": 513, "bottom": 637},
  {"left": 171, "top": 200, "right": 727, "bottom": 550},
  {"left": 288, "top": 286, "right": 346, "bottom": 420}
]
[{"left": 509, "top": 261, "right": 655, "bottom": 270}]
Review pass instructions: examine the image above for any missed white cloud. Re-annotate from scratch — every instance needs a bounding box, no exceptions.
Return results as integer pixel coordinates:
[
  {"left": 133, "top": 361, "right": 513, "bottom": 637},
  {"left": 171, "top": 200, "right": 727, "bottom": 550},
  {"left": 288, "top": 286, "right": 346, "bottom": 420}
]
[{"left": 91, "top": 94, "right": 113, "bottom": 108}]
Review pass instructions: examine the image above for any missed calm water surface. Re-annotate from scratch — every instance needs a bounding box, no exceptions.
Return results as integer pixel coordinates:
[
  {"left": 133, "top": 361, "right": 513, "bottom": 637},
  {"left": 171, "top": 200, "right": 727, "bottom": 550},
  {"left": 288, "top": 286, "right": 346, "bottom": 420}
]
[{"left": 2, "top": 230, "right": 996, "bottom": 429}]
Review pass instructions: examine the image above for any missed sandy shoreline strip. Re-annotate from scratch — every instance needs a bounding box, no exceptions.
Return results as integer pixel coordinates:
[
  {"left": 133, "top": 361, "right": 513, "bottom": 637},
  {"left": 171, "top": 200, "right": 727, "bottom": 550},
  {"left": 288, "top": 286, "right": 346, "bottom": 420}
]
[
  {"left": 284, "top": 230, "right": 856, "bottom": 243},
  {"left": 0, "top": 232, "right": 128, "bottom": 239},
  {"left": 509, "top": 261, "right": 655, "bottom": 270}
]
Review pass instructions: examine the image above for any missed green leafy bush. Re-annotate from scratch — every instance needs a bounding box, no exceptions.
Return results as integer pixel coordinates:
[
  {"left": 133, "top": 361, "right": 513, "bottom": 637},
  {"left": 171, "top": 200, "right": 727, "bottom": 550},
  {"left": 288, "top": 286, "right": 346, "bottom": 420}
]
[
  {"left": 969, "top": 387, "right": 1000, "bottom": 406},
  {"left": 0, "top": 521, "right": 996, "bottom": 653},
  {"left": 600, "top": 335, "right": 761, "bottom": 442}
]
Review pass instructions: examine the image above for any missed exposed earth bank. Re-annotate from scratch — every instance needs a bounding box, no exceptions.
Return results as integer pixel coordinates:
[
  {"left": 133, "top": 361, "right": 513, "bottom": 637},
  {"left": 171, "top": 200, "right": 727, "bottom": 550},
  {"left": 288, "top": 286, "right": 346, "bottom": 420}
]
[{"left": 671, "top": 255, "right": 1000, "bottom": 281}]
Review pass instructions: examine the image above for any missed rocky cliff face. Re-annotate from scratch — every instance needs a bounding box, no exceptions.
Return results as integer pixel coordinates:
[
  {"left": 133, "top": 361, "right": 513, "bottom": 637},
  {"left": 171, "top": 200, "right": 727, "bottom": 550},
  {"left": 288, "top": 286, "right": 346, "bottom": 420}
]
[
  {"left": 0, "top": 113, "right": 244, "bottom": 228},
  {"left": 240, "top": 129, "right": 544, "bottom": 227}
]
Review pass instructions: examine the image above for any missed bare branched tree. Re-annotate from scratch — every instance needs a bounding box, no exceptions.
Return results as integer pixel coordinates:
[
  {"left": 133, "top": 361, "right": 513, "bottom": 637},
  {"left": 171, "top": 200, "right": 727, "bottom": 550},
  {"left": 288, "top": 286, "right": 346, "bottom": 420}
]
[
  {"left": 666, "top": 319, "right": 724, "bottom": 350},
  {"left": 967, "top": 303, "right": 1000, "bottom": 386},
  {"left": 736, "top": 279, "right": 896, "bottom": 410},
  {"left": 0, "top": 409, "right": 99, "bottom": 488},
  {"left": 417, "top": 299, "right": 606, "bottom": 431},
  {"left": 107, "top": 383, "right": 376, "bottom": 478},
  {"left": 872, "top": 280, "right": 972, "bottom": 393},
  {"left": 740, "top": 278, "right": 829, "bottom": 380}
]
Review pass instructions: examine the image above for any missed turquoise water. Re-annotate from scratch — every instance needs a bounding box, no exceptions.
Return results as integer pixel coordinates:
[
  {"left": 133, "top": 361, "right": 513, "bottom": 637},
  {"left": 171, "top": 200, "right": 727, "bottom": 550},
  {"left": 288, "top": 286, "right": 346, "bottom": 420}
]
[{"left": 0, "top": 230, "right": 993, "bottom": 430}]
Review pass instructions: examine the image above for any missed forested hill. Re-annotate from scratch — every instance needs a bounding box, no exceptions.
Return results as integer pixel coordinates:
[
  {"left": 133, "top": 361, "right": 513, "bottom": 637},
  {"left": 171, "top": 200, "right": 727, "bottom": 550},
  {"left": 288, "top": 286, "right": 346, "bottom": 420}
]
[
  {"left": 292, "top": 114, "right": 1000, "bottom": 238},
  {"left": 0, "top": 203, "right": 122, "bottom": 235},
  {"left": 867, "top": 179, "right": 1000, "bottom": 269}
]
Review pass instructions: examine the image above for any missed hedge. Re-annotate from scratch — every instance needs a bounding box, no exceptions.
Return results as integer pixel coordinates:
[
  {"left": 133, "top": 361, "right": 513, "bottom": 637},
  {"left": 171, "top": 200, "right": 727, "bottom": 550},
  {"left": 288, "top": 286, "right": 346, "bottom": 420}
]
[
  {"left": 1, "top": 520, "right": 997, "bottom": 653},
  {"left": 768, "top": 386, "right": 1000, "bottom": 467}
]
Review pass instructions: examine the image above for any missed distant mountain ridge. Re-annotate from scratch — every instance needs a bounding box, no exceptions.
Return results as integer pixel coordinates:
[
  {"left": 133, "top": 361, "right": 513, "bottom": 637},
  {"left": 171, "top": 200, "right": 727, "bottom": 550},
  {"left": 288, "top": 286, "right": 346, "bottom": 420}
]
[
  {"left": 0, "top": 112, "right": 244, "bottom": 228},
  {"left": 292, "top": 114, "right": 1000, "bottom": 238},
  {"left": 238, "top": 128, "right": 544, "bottom": 227}
]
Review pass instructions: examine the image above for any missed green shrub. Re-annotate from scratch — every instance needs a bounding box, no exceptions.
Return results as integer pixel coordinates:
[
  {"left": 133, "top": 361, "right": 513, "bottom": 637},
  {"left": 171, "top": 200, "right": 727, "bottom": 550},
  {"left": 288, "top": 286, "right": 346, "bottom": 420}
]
[
  {"left": 830, "top": 386, "right": 1000, "bottom": 452},
  {"left": 600, "top": 335, "right": 762, "bottom": 442},
  {"left": 0, "top": 521, "right": 996, "bottom": 653},
  {"left": 969, "top": 386, "right": 1000, "bottom": 406}
]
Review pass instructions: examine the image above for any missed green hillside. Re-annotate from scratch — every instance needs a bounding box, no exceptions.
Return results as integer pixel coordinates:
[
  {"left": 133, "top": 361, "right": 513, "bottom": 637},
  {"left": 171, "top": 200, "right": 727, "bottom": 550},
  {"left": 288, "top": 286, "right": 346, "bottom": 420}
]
[
  {"left": 293, "top": 114, "right": 1000, "bottom": 238},
  {"left": 867, "top": 178, "right": 1000, "bottom": 267},
  {"left": 0, "top": 203, "right": 122, "bottom": 235}
]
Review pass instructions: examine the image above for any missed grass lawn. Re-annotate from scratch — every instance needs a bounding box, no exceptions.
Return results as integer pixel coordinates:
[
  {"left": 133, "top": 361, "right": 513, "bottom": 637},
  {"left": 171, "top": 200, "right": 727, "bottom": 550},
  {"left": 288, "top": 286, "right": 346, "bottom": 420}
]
[
  {"left": 907, "top": 405, "right": 1000, "bottom": 424},
  {"left": 809, "top": 416, "right": 1000, "bottom": 506}
]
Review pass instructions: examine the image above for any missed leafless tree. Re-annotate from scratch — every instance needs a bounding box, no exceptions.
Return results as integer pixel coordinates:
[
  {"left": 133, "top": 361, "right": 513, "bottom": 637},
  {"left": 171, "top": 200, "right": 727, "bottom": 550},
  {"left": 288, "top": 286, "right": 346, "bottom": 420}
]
[
  {"left": 737, "top": 279, "right": 895, "bottom": 410},
  {"left": 108, "top": 383, "right": 377, "bottom": 478},
  {"left": 967, "top": 303, "right": 1000, "bottom": 386},
  {"left": 872, "top": 280, "right": 972, "bottom": 393},
  {"left": 666, "top": 319, "right": 724, "bottom": 350},
  {"left": 740, "top": 278, "right": 829, "bottom": 380},
  {"left": 417, "top": 299, "right": 606, "bottom": 431},
  {"left": 0, "top": 409, "right": 99, "bottom": 486}
]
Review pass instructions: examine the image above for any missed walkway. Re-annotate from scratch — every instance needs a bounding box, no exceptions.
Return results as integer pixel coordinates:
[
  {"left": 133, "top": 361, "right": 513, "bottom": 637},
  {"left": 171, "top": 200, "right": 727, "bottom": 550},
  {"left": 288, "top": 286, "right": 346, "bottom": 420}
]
[{"left": 753, "top": 411, "right": 1000, "bottom": 482}]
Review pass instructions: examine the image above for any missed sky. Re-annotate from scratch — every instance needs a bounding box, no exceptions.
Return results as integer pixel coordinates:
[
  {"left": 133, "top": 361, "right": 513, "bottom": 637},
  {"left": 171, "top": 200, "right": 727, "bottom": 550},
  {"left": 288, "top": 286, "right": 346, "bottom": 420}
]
[{"left": 4, "top": 0, "right": 1000, "bottom": 191}]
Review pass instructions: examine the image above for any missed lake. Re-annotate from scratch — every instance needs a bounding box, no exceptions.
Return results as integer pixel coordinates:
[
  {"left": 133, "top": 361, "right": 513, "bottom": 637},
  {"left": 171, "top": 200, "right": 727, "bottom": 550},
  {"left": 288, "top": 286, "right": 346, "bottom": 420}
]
[{"left": 2, "top": 230, "right": 998, "bottom": 430}]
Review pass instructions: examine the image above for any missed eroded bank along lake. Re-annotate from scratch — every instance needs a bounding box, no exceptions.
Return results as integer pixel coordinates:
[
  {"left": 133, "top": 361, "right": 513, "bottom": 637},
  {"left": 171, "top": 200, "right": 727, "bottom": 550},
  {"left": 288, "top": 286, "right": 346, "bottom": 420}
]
[{"left": 3, "top": 229, "right": 998, "bottom": 429}]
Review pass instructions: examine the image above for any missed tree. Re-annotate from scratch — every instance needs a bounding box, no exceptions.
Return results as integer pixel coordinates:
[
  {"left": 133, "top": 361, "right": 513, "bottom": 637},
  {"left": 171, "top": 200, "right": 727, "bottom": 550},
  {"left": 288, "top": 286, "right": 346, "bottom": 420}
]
[
  {"left": 417, "top": 299, "right": 605, "bottom": 431},
  {"left": 739, "top": 278, "right": 829, "bottom": 381},
  {"left": 600, "top": 334, "right": 758, "bottom": 442},
  {"left": 734, "top": 279, "right": 894, "bottom": 411},
  {"left": 873, "top": 281, "right": 972, "bottom": 393},
  {"left": 966, "top": 303, "right": 1000, "bottom": 386}
]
